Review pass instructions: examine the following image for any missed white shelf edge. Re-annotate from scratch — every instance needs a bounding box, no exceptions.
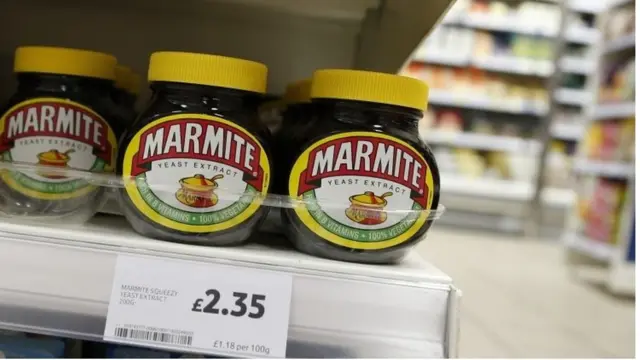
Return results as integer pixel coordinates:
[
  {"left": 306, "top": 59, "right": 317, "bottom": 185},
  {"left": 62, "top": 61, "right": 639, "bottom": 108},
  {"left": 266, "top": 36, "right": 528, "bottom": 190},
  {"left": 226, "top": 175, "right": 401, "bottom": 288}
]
[
  {"left": 551, "top": 122, "right": 583, "bottom": 140},
  {"left": 603, "top": 33, "right": 636, "bottom": 54},
  {"left": 428, "top": 90, "right": 548, "bottom": 115},
  {"left": 560, "top": 56, "right": 597, "bottom": 74},
  {"left": 564, "top": 233, "right": 615, "bottom": 262},
  {"left": 593, "top": 102, "right": 636, "bottom": 120},
  {"left": 0, "top": 216, "right": 456, "bottom": 358},
  {"left": 422, "top": 131, "right": 540, "bottom": 153},
  {"left": 608, "top": 0, "right": 634, "bottom": 9},
  {"left": 573, "top": 159, "right": 635, "bottom": 178},
  {"left": 413, "top": 52, "right": 554, "bottom": 77},
  {"left": 439, "top": 175, "right": 575, "bottom": 206},
  {"left": 442, "top": 13, "right": 600, "bottom": 44},
  {"left": 554, "top": 88, "right": 591, "bottom": 106}
]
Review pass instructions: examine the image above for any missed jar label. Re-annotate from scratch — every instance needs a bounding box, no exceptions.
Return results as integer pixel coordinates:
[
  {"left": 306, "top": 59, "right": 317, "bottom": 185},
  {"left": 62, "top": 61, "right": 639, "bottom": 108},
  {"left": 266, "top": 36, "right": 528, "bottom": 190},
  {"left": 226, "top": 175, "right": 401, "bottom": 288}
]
[
  {"left": 289, "top": 131, "right": 435, "bottom": 250},
  {"left": 122, "top": 114, "right": 270, "bottom": 233},
  {"left": 0, "top": 98, "right": 117, "bottom": 200}
]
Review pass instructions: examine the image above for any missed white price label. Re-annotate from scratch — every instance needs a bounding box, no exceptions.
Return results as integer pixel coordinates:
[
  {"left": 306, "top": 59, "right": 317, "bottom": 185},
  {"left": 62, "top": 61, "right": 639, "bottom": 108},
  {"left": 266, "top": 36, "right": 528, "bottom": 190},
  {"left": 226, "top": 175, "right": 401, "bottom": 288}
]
[{"left": 103, "top": 255, "right": 293, "bottom": 358}]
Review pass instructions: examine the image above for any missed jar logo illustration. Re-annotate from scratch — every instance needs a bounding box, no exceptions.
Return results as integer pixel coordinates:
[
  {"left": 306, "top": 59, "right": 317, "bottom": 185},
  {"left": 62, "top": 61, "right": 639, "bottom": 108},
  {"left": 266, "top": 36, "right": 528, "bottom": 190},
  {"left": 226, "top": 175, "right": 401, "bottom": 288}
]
[
  {"left": 175, "top": 174, "right": 224, "bottom": 208},
  {"left": 345, "top": 191, "right": 393, "bottom": 225},
  {"left": 122, "top": 114, "right": 270, "bottom": 233},
  {"left": 36, "top": 148, "right": 75, "bottom": 179},
  {"left": 289, "top": 131, "right": 435, "bottom": 250},
  {"left": 0, "top": 98, "right": 116, "bottom": 200}
]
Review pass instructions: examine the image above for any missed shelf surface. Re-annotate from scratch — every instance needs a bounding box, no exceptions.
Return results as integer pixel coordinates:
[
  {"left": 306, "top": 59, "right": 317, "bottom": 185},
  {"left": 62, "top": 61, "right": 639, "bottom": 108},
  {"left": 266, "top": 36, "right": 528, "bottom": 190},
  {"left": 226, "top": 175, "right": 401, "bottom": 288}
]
[
  {"left": 428, "top": 90, "right": 548, "bottom": 115},
  {"left": 0, "top": 216, "right": 458, "bottom": 358},
  {"left": 555, "top": 88, "right": 591, "bottom": 106},
  {"left": 593, "top": 102, "right": 636, "bottom": 120},
  {"left": 551, "top": 122, "right": 584, "bottom": 140},
  {"left": 603, "top": 33, "right": 636, "bottom": 54},
  {"left": 414, "top": 52, "right": 554, "bottom": 77},
  {"left": 442, "top": 13, "right": 600, "bottom": 44},
  {"left": 573, "top": 159, "right": 635, "bottom": 178},
  {"left": 560, "top": 56, "right": 597, "bottom": 74},
  {"left": 439, "top": 175, "right": 576, "bottom": 207},
  {"left": 564, "top": 233, "right": 614, "bottom": 262},
  {"left": 423, "top": 131, "right": 541, "bottom": 153}
]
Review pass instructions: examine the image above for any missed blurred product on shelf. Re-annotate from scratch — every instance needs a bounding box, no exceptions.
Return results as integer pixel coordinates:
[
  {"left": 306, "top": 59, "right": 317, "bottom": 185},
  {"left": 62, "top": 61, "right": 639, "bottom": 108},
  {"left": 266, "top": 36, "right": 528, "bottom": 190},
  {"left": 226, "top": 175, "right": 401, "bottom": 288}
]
[
  {"left": 599, "top": 57, "right": 635, "bottom": 103},
  {"left": 560, "top": 72, "right": 587, "bottom": 90},
  {"left": 544, "top": 141, "right": 573, "bottom": 188},
  {"left": 403, "top": 62, "right": 548, "bottom": 110},
  {"left": 575, "top": 177, "right": 628, "bottom": 244},
  {"left": 446, "top": 0, "right": 561, "bottom": 34},
  {"left": 416, "top": 25, "right": 555, "bottom": 64},
  {"left": 604, "top": 2, "right": 635, "bottom": 41},
  {"left": 581, "top": 118, "right": 635, "bottom": 162}
]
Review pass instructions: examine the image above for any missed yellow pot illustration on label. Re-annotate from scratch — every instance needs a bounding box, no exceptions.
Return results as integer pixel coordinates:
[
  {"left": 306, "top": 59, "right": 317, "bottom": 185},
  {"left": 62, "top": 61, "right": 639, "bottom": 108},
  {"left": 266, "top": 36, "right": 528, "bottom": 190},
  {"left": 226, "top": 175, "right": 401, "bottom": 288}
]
[
  {"left": 345, "top": 191, "right": 393, "bottom": 225},
  {"left": 36, "top": 149, "right": 74, "bottom": 179},
  {"left": 175, "top": 174, "right": 224, "bottom": 208}
]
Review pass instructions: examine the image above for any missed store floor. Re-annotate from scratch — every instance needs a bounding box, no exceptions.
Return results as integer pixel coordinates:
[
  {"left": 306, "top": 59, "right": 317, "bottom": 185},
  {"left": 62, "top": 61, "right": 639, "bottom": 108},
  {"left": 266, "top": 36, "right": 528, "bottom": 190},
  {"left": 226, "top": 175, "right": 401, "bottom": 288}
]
[{"left": 416, "top": 227, "right": 635, "bottom": 358}]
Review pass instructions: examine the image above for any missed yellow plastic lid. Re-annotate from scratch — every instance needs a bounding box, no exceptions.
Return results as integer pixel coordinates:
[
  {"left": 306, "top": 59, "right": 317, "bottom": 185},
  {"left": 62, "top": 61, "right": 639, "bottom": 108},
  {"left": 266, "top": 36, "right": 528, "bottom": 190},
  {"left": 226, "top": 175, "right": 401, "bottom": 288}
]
[
  {"left": 148, "top": 51, "right": 267, "bottom": 94},
  {"left": 115, "top": 65, "right": 142, "bottom": 96},
  {"left": 284, "top": 79, "right": 311, "bottom": 104},
  {"left": 311, "top": 69, "right": 429, "bottom": 111},
  {"left": 14, "top": 46, "right": 117, "bottom": 81}
]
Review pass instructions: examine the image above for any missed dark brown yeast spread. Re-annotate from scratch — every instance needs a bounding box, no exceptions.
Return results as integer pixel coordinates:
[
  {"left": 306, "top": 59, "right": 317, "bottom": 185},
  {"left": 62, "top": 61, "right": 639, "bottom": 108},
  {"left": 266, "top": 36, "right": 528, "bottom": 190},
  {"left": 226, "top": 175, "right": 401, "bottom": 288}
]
[
  {"left": 283, "top": 69, "right": 440, "bottom": 264},
  {"left": 0, "top": 46, "right": 120, "bottom": 217},
  {"left": 117, "top": 51, "right": 271, "bottom": 245}
]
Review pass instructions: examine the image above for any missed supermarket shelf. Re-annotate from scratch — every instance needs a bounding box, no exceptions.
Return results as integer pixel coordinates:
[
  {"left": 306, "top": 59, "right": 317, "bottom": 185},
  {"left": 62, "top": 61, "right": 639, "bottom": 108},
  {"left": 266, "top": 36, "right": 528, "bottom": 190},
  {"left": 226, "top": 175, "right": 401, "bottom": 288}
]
[
  {"left": 443, "top": 13, "right": 556, "bottom": 36},
  {"left": 428, "top": 90, "right": 548, "bottom": 115},
  {"left": 423, "top": 131, "right": 541, "bottom": 153},
  {"left": 568, "top": 0, "right": 608, "bottom": 13},
  {"left": 565, "top": 26, "right": 602, "bottom": 44},
  {"left": 564, "top": 233, "right": 614, "bottom": 262},
  {"left": 560, "top": 56, "right": 597, "bottom": 74},
  {"left": 414, "top": 52, "right": 554, "bottom": 76},
  {"left": 439, "top": 175, "right": 576, "bottom": 207},
  {"left": 0, "top": 216, "right": 458, "bottom": 358},
  {"left": 443, "top": 13, "right": 600, "bottom": 44},
  {"left": 593, "top": 102, "right": 636, "bottom": 120},
  {"left": 603, "top": 33, "right": 636, "bottom": 54},
  {"left": 608, "top": 0, "right": 634, "bottom": 9},
  {"left": 472, "top": 56, "right": 554, "bottom": 76},
  {"left": 554, "top": 88, "right": 591, "bottom": 106},
  {"left": 573, "top": 159, "right": 635, "bottom": 178},
  {"left": 551, "top": 122, "right": 583, "bottom": 141}
]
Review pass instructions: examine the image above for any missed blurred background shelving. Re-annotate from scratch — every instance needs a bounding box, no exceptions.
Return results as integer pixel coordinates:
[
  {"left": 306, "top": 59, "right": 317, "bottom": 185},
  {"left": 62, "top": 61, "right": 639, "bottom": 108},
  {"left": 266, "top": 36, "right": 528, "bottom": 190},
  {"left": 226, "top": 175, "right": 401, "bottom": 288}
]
[
  {"left": 400, "top": 0, "right": 633, "bottom": 245},
  {"left": 562, "top": 0, "right": 635, "bottom": 296}
]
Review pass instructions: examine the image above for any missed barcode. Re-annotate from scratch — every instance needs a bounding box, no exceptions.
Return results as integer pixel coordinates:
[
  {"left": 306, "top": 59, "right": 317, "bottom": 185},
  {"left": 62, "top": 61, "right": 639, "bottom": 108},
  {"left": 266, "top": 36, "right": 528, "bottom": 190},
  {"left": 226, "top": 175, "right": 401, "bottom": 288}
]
[{"left": 114, "top": 327, "right": 193, "bottom": 346}]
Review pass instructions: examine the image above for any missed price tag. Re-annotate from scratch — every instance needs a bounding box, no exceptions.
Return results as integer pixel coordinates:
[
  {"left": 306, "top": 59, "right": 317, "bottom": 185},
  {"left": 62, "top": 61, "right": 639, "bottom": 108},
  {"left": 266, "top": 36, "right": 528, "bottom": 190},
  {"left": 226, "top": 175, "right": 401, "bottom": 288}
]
[{"left": 103, "top": 255, "right": 293, "bottom": 358}]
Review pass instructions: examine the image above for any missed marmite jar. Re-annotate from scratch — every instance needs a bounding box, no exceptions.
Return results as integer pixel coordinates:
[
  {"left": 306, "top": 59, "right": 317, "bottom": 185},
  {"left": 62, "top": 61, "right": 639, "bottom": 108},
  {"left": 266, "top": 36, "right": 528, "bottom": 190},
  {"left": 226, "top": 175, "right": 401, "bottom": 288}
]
[
  {"left": 117, "top": 51, "right": 272, "bottom": 246},
  {"left": 0, "top": 46, "right": 119, "bottom": 218},
  {"left": 283, "top": 69, "right": 440, "bottom": 264}
]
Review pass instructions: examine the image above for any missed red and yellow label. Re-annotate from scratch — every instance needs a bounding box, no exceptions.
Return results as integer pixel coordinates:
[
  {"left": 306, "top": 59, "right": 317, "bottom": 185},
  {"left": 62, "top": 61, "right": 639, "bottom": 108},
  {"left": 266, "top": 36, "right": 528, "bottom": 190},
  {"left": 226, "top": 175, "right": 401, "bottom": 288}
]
[
  {"left": 122, "top": 113, "right": 270, "bottom": 233},
  {"left": 0, "top": 97, "right": 116, "bottom": 200},
  {"left": 289, "top": 131, "right": 435, "bottom": 250}
]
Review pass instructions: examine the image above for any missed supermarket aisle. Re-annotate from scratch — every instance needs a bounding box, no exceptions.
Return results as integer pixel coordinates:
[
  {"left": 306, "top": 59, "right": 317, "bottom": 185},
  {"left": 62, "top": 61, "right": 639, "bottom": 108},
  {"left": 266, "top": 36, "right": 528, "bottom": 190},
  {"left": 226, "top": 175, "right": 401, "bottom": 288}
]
[{"left": 417, "top": 227, "right": 635, "bottom": 358}]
